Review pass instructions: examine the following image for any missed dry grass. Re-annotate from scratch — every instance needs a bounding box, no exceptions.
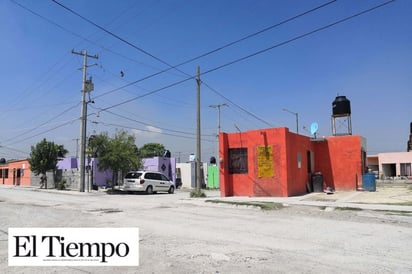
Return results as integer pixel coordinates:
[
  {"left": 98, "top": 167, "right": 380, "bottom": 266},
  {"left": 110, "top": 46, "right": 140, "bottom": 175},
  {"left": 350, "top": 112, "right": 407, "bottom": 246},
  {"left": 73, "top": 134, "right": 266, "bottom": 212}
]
[{"left": 205, "top": 200, "right": 284, "bottom": 210}]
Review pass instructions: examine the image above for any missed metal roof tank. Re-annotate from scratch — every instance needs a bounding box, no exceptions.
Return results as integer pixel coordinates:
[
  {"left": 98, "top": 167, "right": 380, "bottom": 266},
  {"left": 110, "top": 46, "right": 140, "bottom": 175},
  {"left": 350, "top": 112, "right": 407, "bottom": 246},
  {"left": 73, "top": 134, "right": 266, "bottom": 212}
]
[{"left": 332, "top": 95, "right": 351, "bottom": 116}]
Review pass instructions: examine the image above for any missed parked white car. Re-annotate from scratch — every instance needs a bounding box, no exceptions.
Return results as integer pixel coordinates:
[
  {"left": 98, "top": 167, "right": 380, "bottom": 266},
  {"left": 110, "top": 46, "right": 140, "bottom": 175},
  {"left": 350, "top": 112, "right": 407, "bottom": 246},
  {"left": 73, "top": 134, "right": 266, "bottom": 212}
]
[{"left": 121, "top": 171, "right": 175, "bottom": 194}]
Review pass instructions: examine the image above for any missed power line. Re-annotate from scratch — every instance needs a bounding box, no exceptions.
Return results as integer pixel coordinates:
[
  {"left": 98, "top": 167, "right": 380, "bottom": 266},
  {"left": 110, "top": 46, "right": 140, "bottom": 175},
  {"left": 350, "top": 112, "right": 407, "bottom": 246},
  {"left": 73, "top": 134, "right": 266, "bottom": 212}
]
[
  {"left": 52, "top": 0, "right": 190, "bottom": 78},
  {"left": 11, "top": 0, "right": 170, "bottom": 75},
  {"left": 0, "top": 145, "right": 30, "bottom": 156},
  {"left": 52, "top": 0, "right": 339, "bottom": 79},
  {"left": 3, "top": 0, "right": 394, "bottom": 147},
  {"left": 202, "top": 1, "right": 395, "bottom": 76},
  {"left": 3, "top": 118, "right": 79, "bottom": 147},
  {"left": 48, "top": 0, "right": 340, "bottom": 129},
  {"left": 89, "top": 0, "right": 395, "bottom": 121},
  {"left": 51, "top": 0, "right": 339, "bottom": 98},
  {"left": 100, "top": 109, "right": 204, "bottom": 137},
  {"left": 2, "top": 103, "right": 80, "bottom": 146},
  {"left": 203, "top": 82, "right": 274, "bottom": 128},
  {"left": 159, "top": 0, "right": 339, "bottom": 70},
  {"left": 96, "top": 121, "right": 215, "bottom": 142}
]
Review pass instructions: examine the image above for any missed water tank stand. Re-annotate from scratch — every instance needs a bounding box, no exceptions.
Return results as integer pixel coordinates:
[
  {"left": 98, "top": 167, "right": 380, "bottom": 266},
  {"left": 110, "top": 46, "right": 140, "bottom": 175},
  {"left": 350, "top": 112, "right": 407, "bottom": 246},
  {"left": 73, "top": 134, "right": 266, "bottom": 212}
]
[{"left": 331, "top": 115, "right": 352, "bottom": 136}]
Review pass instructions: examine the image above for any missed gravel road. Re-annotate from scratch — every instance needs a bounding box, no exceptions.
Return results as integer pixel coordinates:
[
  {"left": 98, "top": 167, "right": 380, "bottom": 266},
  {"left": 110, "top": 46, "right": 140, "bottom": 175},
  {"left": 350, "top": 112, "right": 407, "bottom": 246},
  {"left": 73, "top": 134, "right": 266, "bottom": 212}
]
[{"left": 0, "top": 186, "right": 411, "bottom": 273}]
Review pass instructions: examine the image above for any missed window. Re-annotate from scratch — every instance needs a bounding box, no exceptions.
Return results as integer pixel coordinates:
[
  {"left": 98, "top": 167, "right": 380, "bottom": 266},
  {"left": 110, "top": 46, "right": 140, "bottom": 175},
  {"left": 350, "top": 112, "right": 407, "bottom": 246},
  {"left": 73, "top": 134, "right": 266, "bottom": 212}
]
[
  {"left": 125, "top": 172, "right": 142, "bottom": 179},
  {"left": 400, "top": 163, "right": 411, "bottom": 177},
  {"left": 144, "top": 173, "right": 155, "bottom": 180},
  {"left": 145, "top": 172, "right": 162, "bottom": 180},
  {"left": 228, "top": 148, "right": 248, "bottom": 174},
  {"left": 153, "top": 173, "right": 162, "bottom": 180}
]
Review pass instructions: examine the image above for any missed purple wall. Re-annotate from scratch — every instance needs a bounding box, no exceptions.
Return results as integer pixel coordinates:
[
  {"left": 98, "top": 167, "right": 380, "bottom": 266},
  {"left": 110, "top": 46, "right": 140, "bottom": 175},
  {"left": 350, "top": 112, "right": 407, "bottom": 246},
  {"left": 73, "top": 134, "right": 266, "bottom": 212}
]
[
  {"left": 57, "top": 157, "right": 176, "bottom": 187},
  {"left": 143, "top": 157, "right": 176, "bottom": 183},
  {"left": 57, "top": 157, "right": 112, "bottom": 187},
  {"left": 57, "top": 157, "right": 78, "bottom": 170}
]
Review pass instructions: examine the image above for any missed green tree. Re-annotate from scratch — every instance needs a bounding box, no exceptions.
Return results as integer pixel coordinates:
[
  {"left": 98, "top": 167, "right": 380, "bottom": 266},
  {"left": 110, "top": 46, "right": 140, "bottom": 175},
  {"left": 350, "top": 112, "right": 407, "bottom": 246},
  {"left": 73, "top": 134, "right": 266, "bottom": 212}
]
[
  {"left": 88, "top": 132, "right": 110, "bottom": 158},
  {"left": 88, "top": 130, "right": 141, "bottom": 188},
  {"left": 28, "top": 138, "right": 68, "bottom": 189},
  {"left": 138, "top": 143, "right": 166, "bottom": 158}
]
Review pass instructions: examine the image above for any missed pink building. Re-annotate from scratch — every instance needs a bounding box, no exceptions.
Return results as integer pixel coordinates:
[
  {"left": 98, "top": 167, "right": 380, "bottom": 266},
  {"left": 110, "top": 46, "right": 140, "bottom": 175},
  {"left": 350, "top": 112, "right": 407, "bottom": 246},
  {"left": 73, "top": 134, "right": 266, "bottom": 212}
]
[{"left": 368, "top": 152, "right": 412, "bottom": 179}]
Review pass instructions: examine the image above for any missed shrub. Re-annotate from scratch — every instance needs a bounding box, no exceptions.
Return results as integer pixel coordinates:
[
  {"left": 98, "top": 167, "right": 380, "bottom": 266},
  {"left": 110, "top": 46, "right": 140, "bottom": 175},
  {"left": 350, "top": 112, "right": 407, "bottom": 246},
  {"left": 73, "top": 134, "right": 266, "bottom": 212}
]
[
  {"left": 190, "top": 189, "right": 207, "bottom": 198},
  {"left": 57, "top": 179, "right": 67, "bottom": 190}
]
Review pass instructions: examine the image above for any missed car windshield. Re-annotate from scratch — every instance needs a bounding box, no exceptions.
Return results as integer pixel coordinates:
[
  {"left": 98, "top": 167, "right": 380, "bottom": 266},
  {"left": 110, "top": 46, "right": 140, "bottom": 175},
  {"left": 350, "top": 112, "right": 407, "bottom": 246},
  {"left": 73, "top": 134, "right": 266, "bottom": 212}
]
[{"left": 125, "top": 172, "right": 142, "bottom": 179}]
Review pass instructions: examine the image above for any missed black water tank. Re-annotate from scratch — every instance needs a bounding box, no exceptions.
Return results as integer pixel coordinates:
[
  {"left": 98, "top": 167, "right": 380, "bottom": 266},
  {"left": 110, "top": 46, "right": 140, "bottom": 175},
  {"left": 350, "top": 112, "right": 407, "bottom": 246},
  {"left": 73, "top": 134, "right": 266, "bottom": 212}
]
[
  {"left": 0, "top": 158, "right": 6, "bottom": 164},
  {"left": 410, "top": 122, "right": 412, "bottom": 134},
  {"left": 332, "top": 96, "right": 351, "bottom": 116}
]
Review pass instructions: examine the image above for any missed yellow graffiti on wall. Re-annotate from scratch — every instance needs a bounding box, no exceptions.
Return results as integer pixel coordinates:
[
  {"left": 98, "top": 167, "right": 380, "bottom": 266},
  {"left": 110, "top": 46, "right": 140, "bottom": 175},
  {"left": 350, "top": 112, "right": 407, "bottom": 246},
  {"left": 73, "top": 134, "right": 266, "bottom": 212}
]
[{"left": 257, "top": 146, "right": 273, "bottom": 178}]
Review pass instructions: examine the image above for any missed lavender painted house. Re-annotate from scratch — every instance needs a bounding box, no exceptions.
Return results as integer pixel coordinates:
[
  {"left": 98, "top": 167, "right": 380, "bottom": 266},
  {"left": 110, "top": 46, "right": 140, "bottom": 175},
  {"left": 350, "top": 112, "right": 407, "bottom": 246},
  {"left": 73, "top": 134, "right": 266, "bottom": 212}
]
[
  {"left": 57, "top": 157, "right": 112, "bottom": 188},
  {"left": 142, "top": 157, "right": 176, "bottom": 184}
]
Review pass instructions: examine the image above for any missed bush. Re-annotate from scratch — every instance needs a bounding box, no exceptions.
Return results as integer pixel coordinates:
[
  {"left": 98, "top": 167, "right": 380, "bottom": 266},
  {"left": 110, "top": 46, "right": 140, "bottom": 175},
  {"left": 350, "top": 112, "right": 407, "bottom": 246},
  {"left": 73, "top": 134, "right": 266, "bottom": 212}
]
[
  {"left": 190, "top": 189, "right": 207, "bottom": 198},
  {"left": 57, "top": 179, "right": 67, "bottom": 190}
]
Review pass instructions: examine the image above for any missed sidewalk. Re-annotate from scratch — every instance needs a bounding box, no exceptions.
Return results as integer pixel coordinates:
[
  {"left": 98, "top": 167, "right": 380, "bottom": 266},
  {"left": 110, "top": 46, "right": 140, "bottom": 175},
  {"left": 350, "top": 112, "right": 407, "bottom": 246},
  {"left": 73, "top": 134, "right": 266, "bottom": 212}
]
[{"left": 202, "top": 184, "right": 412, "bottom": 213}]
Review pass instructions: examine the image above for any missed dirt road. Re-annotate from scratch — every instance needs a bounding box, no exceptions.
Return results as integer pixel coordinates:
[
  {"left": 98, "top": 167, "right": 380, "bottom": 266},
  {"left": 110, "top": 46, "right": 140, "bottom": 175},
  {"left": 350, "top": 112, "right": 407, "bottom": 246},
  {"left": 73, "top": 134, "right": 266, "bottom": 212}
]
[{"left": 0, "top": 186, "right": 411, "bottom": 273}]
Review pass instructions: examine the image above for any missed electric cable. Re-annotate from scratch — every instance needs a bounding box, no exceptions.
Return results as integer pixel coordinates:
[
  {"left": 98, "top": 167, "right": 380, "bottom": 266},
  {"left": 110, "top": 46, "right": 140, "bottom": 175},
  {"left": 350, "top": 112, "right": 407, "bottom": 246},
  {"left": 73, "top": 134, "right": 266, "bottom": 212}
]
[
  {"left": 101, "top": 109, "right": 201, "bottom": 137},
  {"left": 52, "top": 0, "right": 190, "bottom": 78},
  {"left": 3, "top": 0, "right": 394, "bottom": 149},
  {"left": 89, "top": 0, "right": 396, "bottom": 119},
  {"left": 96, "top": 121, "right": 215, "bottom": 142},
  {"left": 51, "top": 0, "right": 340, "bottom": 99}
]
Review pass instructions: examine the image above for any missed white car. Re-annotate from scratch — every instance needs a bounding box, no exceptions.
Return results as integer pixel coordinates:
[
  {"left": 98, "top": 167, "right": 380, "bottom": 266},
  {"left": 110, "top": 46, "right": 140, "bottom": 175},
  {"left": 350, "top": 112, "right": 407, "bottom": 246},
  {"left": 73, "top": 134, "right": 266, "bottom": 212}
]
[{"left": 121, "top": 171, "right": 175, "bottom": 194}]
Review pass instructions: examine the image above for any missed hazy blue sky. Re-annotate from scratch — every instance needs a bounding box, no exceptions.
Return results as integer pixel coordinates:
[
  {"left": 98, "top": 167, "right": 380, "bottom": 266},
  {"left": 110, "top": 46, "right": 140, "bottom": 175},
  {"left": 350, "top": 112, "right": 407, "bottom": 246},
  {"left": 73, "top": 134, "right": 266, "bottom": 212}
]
[{"left": 1, "top": 0, "right": 411, "bottom": 162}]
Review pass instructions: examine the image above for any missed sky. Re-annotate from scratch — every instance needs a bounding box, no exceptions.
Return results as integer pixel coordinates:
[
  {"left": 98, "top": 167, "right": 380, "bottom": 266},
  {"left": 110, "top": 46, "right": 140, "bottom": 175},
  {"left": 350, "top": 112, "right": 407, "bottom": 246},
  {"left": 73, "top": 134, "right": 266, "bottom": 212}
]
[{"left": 0, "top": 0, "right": 411, "bottom": 162}]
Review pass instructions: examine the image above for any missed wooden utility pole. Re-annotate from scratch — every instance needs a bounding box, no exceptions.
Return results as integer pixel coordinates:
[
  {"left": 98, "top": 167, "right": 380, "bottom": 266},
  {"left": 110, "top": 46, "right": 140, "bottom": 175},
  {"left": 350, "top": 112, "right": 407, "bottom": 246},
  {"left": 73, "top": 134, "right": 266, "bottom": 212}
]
[{"left": 196, "top": 66, "right": 201, "bottom": 191}]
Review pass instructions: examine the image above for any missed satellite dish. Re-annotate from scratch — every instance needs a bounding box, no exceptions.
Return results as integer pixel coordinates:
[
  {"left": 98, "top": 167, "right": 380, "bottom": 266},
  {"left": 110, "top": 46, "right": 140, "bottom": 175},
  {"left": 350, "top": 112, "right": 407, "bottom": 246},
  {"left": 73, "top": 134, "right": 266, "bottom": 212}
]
[{"left": 310, "top": 122, "right": 319, "bottom": 137}]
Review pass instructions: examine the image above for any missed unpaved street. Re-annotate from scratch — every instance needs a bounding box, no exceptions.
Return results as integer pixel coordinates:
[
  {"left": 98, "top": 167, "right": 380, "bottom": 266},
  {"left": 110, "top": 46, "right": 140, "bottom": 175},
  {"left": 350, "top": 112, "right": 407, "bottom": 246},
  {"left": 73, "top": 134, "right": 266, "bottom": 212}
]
[{"left": 1, "top": 186, "right": 411, "bottom": 273}]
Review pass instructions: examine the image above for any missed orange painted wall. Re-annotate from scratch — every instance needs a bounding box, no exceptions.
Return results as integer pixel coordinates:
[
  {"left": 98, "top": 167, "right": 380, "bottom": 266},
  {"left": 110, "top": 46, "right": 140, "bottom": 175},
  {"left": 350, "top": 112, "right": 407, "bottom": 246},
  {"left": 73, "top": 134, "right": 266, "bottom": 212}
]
[
  {"left": 314, "top": 136, "right": 364, "bottom": 190},
  {"left": 285, "top": 132, "right": 314, "bottom": 196},
  {"left": 220, "top": 127, "right": 311, "bottom": 197},
  {"left": 0, "top": 160, "right": 31, "bottom": 186},
  {"left": 220, "top": 127, "right": 365, "bottom": 197}
]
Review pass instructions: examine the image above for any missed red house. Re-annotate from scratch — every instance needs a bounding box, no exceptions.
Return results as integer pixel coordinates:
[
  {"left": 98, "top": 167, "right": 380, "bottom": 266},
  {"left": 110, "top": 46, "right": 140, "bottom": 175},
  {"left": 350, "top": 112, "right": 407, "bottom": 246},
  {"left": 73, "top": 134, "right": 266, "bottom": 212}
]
[{"left": 219, "top": 127, "right": 366, "bottom": 197}]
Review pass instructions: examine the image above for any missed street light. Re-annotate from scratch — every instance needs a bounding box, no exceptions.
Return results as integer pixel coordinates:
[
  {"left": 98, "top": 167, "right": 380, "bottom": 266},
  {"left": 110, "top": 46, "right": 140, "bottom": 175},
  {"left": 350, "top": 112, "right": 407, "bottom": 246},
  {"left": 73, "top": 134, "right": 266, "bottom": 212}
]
[
  {"left": 282, "top": 108, "right": 299, "bottom": 134},
  {"left": 209, "top": 103, "right": 228, "bottom": 136},
  {"left": 209, "top": 103, "right": 228, "bottom": 158}
]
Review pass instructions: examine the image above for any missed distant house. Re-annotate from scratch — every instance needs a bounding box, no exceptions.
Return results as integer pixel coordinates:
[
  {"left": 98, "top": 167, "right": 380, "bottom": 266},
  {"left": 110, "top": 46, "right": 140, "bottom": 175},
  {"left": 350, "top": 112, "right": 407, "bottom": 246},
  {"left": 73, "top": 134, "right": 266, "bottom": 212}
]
[
  {"left": 57, "top": 157, "right": 112, "bottom": 190},
  {"left": 367, "top": 152, "right": 412, "bottom": 179},
  {"left": 0, "top": 159, "right": 31, "bottom": 186},
  {"left": 142, "top": 157, "right": 176, "bottom": 183},
  {"left": 219, "top": 127, "right": 367, "bottom": 197}
]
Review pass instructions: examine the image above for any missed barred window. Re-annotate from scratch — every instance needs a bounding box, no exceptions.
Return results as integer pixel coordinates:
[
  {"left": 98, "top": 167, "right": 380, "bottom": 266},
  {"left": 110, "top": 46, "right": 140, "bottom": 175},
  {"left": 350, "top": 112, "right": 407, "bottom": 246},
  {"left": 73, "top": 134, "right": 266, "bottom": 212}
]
[{"left": 228, "top": 148, "right": 248, "bottom": 174}]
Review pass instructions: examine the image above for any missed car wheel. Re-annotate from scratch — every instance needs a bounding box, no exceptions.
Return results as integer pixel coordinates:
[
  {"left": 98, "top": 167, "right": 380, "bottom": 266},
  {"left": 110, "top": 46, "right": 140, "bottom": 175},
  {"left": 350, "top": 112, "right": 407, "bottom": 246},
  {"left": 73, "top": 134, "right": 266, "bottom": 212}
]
[
  {"left": 146, "top": 185, "right": 153, "bottom": 194},
  {"left": 168, "top": 185, "right": 175, "bottom": 194}
]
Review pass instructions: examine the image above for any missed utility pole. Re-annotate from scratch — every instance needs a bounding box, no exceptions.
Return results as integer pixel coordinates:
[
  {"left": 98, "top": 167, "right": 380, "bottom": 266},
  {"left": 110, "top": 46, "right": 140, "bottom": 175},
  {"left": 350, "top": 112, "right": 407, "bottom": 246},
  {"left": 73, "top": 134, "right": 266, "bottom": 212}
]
[
  {"left": 209, "top": 103, "right": 228, "bottom": 161},
  {"left": 176, "top": 152, "right": 182, "bottom": 163},
  {"left": 72, "top": 49, "right": 98, "bottom": 192},
  {"left": 72, "top": 138, "right": 79, "bottom": 158},
  {"left": 196, "top": 66, "right": 202, "bottom": 191}
]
